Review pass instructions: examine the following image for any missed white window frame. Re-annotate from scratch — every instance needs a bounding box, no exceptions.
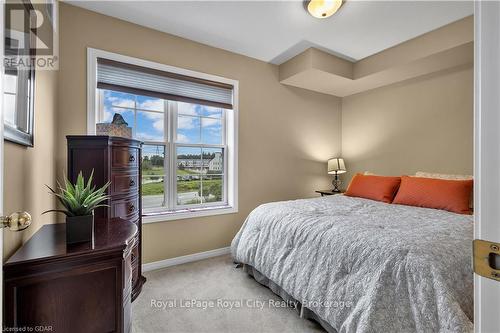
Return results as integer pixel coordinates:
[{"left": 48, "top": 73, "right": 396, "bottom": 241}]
[
  {"left": 170, "top": 102, "right": 228, "bottom": 211},
  {"left": 87, "top": 48, "right": 238, "bottom": 223}
]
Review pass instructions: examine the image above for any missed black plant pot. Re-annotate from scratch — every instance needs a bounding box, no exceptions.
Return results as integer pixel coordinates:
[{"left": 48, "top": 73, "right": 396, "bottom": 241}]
[{"left": 66, "top": 215, "right": 94, "bottom": 245}]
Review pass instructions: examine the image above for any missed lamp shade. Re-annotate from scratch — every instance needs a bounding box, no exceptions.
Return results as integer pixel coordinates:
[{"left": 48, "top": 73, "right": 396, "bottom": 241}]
[{"left": 327, "top": 158, "right": 346, "bottom": 174}]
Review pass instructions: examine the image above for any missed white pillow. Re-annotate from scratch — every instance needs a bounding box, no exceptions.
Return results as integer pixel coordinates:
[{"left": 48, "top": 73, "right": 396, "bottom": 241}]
[{"left": 414, "top": 171, "right": 472, "bottom": 180}]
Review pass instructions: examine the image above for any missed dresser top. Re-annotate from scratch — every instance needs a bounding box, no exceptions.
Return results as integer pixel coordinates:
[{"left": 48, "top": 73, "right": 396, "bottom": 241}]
[
  {"left": 5, "top": 218, "right": 137, "bottom": 267},
  {"left": 66, "top": 135, "right": 143, "bottom": 147}
]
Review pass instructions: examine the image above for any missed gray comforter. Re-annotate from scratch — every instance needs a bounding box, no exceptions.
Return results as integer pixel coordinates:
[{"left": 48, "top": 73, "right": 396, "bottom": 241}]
[{"left": 231, "top": 195, "right": 473, "bottom": 333}]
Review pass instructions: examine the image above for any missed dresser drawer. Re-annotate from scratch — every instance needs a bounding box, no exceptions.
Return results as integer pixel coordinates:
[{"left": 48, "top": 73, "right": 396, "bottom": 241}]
[
  {"left": 112, "top": 147, "right": 139, "bottom": 169},
  {"left": 111, "top": 196, "right": 140, "bottom": 220},
  {"left": 111, "top": 172, "right": 139, "bottom": 196}
]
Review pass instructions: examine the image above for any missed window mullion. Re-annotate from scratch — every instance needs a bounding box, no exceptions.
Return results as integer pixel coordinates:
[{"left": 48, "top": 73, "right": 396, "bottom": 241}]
[
  {"left": 163, "top": 99, "right": 169, "bottom": 208},
  {"left": 222, "top": 107, "right": 227, "bottom": 146},
  {"left": 198, "top": 114, "right": 202, "bottom": 205},
  {"left": 224, "top": 108, "right": 228, "bottom": 204},
  {"left": 223, "top": 144, "right": 228, "bottom": 205},
  {"left": 98, "top": 90, "right": 104, "bottom": 122},
  {"left": 133, "top": 96, "right": 138, "bottom": 138},
  {"left": 173, "top": 143, "right": 226, "bottom": 149},
  {"left": 169, "top": 102, "right": 177, "bottom": 211},
  {"left": 200, "top": 150, "right": 204, "bottom": 204}
]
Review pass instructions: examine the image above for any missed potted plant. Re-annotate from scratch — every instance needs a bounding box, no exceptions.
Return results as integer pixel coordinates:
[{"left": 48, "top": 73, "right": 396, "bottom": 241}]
[{"left": 44, "top": 170, "right": 110, "bottom": 244}]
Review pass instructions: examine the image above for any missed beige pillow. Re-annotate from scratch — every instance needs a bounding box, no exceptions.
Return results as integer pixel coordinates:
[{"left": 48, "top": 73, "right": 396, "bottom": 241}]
[
  {"left": 414, "top": 172, "right": 473, "bottom": 209},
  {"left": 414, "top": 171, "right": 472, "bottom": 180}
]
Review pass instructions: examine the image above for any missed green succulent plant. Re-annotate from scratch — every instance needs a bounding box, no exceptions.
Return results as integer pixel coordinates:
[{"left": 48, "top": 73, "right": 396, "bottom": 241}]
[{"left": 43, "top": 170, "right": 110, "bottom": 217}]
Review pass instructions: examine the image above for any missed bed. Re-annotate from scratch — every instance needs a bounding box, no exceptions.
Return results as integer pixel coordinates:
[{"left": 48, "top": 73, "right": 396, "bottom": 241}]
[{"left": 231, "top": 195, "right": 473, "bottom": 333}]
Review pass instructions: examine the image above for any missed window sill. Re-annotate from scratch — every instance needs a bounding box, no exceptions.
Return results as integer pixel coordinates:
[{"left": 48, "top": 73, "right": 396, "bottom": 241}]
[{"left": 142, "top": 205, "right": 238, "bottom": 224}]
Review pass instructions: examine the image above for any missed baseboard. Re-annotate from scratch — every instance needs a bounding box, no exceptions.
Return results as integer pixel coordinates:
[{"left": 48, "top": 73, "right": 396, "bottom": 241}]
[{"left": 142, "top": 246, "right": 231, "bottom": 272}]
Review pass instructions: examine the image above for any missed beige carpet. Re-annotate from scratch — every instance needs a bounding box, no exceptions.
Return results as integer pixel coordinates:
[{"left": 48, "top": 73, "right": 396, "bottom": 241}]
[{"left": 132, "top": 254, "right": 326, "bottom": 333}]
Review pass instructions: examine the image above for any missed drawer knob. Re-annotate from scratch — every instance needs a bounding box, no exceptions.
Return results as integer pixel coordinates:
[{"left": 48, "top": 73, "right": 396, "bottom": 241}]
[
  {"left": 129, "top": 154, "right": 136, "bottom": 162},
  {"left": 128, "top": 204, "right": 135, "bottom": 213},
  {"left": 129, "top": 179, "right": 136, "bottom": 187}
]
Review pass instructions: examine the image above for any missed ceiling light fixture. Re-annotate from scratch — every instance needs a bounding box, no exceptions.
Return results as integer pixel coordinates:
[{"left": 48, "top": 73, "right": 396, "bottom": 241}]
[{"left": 305, "top": 0, "right": 343, "bottom": 19}]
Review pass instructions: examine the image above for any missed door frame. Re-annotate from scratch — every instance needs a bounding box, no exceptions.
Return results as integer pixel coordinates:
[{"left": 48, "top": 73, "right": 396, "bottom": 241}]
[
  {"left": 0, "top": 0, "right": 5, "bottom": 325},
  {"left": 474, "top": 1, "right": 500, "bottom": 332}
]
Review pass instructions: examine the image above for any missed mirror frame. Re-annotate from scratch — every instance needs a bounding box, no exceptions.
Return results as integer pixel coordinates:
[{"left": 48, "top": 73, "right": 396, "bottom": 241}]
[{"left": 4, "top": 0, "right": 36, "bottom": 147}]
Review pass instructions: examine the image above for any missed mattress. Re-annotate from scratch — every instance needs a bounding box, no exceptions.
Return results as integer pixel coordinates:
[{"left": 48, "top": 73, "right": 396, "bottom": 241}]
[{"left": 231, "top": 195, "right": 473, "bottom": 333}]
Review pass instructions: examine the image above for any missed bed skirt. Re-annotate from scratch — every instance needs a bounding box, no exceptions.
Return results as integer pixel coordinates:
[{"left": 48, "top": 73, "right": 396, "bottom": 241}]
[{"left": 241, "top": 264, "right": 337, "bottom": 333}]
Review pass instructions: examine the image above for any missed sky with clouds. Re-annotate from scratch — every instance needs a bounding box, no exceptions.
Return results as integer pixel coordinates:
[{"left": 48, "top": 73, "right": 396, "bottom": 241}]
[{"left": 102, "top": 90, "right": 224, "bottom": 158}]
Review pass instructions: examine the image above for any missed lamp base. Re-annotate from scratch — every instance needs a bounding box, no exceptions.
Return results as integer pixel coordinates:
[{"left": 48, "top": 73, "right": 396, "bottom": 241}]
[{"left": 332, "top": 174, "right": 342, "bottom": 192}]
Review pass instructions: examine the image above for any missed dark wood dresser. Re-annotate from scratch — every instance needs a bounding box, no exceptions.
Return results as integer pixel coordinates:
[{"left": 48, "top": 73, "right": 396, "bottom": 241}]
[
  {"left": 4, "top": 218, "right": 137, "bottom": 333},
  {"left": 67, "top": 135, "right": 145, "bottom": 301}
]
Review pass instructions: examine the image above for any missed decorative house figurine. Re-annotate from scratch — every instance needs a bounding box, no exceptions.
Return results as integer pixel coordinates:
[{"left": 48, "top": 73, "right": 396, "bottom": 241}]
[{"left": 96, "top": 113, "right": 132, "bottom": 138}]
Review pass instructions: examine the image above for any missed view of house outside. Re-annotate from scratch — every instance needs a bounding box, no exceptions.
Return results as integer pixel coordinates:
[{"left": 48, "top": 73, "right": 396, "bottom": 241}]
[{"left": 141, "top": 148, "right": 224, "bottom": 208}]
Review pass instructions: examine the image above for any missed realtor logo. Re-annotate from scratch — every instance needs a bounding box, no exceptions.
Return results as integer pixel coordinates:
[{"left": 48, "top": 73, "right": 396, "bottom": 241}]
[{"left": 4, "top": 0, "right": 58, "bottom": 70}]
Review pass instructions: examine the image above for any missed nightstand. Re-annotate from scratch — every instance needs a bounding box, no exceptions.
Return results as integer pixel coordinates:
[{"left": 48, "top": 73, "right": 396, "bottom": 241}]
[{"left": 315, "top": 190, "right": 345, "bottom": 197}]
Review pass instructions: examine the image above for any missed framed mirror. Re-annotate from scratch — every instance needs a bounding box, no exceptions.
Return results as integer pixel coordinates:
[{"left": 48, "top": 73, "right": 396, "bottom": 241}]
[{"left": 4, "top": 1, "right": 36, "bottom": 147}]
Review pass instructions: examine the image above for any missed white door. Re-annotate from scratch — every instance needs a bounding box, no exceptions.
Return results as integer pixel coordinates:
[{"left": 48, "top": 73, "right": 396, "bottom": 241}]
[{"left": 474, "top": 1, "right": 500, "bottom": 332}]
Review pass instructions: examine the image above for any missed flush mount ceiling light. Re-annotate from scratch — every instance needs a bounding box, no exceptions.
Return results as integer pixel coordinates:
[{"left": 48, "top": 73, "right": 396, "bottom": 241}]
[{"left": 305, "top": 0, "right": 343, "bottom": 19}]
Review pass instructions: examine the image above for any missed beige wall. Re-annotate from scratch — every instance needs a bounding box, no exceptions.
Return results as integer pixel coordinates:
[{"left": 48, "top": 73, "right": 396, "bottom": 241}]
[
  {"left": 58, "top": 3, "right": 342, "bottom": 263},
  {"left": 3, "top": 70, "right": 58, "bottom": 260},
  {"left": 341, "top": 66, "right": 473, "bottom": 183}
]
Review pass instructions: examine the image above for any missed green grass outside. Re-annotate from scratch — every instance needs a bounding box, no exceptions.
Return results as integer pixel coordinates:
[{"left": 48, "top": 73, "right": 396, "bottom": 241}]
[
  {"left": 142, "top": 167, "right": 164, "bottom": 176},
  {"left": 143, "top": 166, "right": 200, "bottom": 176},
  {"left": 142, "top": 179, "right": 222, "bottom": 196},
  {"left": 142, "top": 181, "right": 164, "bottom": 195}
]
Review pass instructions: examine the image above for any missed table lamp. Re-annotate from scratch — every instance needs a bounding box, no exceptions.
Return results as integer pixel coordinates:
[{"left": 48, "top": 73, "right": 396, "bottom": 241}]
[{"left": 327, "top": 158, "right": 346, "bottom": 192}]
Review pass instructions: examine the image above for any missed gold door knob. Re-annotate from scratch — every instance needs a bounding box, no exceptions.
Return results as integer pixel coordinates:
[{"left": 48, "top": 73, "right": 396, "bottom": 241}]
[{"left": 1, "top": 212, "right": 32, "bottom": 231}]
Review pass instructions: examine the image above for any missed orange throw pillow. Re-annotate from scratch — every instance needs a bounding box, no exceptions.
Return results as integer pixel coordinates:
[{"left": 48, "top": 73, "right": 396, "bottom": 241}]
[
  {"left": 392, "top": 176, "right": 473, "bottom": 214},
  {"left": 345, "top": 174, "right": 401, "bottom": 203}
]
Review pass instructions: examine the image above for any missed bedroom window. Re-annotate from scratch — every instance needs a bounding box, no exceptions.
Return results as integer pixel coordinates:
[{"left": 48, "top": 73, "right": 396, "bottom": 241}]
[{"left": 88, "top": 49, "right": 238, "bottom": 222}]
